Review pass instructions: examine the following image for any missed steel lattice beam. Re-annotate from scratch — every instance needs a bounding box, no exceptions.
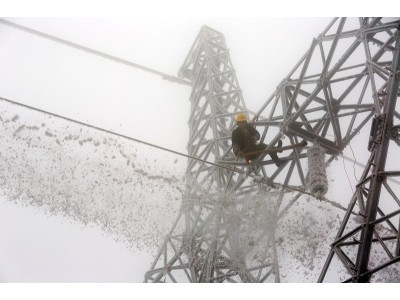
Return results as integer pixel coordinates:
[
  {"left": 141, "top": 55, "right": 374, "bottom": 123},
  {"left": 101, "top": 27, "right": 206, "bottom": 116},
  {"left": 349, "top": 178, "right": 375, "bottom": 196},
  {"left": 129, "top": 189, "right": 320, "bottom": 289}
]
[{"left": 319, "top": 21, "right": 400, "bottom": 282}]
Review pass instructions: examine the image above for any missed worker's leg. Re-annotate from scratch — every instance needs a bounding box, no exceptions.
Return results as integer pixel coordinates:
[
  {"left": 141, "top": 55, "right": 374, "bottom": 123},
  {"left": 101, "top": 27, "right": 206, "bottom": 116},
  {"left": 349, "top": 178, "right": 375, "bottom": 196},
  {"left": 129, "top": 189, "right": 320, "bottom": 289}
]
[
  {"left": 260, "top": 142, "right": 284, "bottom": 167},
  {"left": 245, "top": 143, "right": 284, "bottom": 167},
  {"left": 270, "top": 152, "right": 284, "bottom": 167},
  {"left": 277, "top": 140, "right": 283, "bottom": 151}
]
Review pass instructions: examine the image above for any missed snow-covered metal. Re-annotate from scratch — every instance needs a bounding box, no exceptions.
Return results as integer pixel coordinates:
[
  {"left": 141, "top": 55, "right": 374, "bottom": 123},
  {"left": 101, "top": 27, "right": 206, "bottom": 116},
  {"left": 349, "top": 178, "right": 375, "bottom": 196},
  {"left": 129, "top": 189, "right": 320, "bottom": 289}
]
[
  {"left": 319, "top": 20, "right": 400, "bottom": 282},
  {"left": 147, "top": 18, "right": 400, "bottom": 283},
  {"left": 145, "top": 26, "right": 281, "bottom": 282},
  {"left": 307, "top": 144, "right": 328, "bottom": 196}
]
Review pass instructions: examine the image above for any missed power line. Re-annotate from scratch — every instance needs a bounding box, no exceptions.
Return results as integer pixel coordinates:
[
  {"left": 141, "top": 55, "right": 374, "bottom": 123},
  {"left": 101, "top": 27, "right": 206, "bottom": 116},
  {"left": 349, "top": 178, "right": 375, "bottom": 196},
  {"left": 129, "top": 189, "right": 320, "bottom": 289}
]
[
  {"left": 0, "top": 18, "right": 191, "bottom": 86},
  {"left": 0, "top": 96, "right": 350, "bottom": 213},
  {"left": 0, "top": 96, "right": 246, "bottom": 176}
]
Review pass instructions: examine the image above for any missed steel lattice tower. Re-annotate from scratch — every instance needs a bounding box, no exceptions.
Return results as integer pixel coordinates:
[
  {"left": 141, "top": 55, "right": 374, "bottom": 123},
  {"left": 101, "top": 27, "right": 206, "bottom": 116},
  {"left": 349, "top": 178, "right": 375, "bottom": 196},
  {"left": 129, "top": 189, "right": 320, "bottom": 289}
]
[
  {"left": 145, "top": 26, "right": 281, "bottom": 283},
  {"left": 145, "top": 18, "right": 400, "bottom": 283}
]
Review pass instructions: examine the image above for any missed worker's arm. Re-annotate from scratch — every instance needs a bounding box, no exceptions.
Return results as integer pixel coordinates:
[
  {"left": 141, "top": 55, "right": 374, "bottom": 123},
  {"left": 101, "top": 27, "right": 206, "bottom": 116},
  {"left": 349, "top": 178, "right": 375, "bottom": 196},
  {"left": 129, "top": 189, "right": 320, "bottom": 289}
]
[
  {"left": 232, "top": 129, "right": 244, "bottom": 157},
  {"left": 248, "top": 126, "right": 260, "bottom": 143},
  {"left": 252, "top": 132, "right": 260, "bottom": 143}
]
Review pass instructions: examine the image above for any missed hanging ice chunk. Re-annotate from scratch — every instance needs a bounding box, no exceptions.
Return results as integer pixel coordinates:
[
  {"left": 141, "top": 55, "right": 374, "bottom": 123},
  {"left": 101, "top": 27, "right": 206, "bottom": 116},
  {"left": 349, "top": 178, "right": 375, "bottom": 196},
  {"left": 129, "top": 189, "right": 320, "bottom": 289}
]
[{"left": 307, "top": 144, "right": 328, "bottom": 196}]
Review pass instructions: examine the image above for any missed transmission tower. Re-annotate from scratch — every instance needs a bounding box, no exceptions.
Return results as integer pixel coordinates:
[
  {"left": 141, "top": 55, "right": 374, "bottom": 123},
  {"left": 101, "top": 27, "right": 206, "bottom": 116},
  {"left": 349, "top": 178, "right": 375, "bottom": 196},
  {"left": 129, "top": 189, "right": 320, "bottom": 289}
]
[
  {"left": 144, "top": 25, "right": 280, "bottom": 283},
  {"left": 145, "top": 18, "right": 400, "bottom": 283}
]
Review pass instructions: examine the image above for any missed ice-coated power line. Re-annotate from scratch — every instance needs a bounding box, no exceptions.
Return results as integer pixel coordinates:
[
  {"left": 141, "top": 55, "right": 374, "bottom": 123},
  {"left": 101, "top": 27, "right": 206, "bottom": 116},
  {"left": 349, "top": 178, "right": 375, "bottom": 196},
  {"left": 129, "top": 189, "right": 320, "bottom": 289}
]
[
  {"left": 0, "top": 18, "right": 191, "bottom": 86},
  {"left": 0, "top": 96, "right": 346, "bottom": 213}
]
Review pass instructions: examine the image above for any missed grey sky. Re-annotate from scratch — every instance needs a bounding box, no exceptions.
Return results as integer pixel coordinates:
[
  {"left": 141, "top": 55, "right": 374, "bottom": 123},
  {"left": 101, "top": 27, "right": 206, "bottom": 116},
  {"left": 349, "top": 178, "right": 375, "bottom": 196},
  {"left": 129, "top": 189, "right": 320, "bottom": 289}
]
[
  {"left": 0, "top": 5, "right": 398, "bottom": 298},
  {"left": 0, "top": 17, "right": 337, "bottom": 284},
  {"left": 0, "top": 17, "right": 330, "bottom": 151}
]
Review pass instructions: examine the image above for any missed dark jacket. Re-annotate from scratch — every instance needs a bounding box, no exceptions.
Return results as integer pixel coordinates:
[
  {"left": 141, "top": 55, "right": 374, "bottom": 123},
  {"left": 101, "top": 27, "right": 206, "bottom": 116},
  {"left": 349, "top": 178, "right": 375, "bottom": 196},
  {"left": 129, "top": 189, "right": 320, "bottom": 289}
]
[
  {"left": 231, "top": 123, "right": 260, "bottom": 156},
  {"left": 232, "top": 123, "right": 283, "bottom": 166}
]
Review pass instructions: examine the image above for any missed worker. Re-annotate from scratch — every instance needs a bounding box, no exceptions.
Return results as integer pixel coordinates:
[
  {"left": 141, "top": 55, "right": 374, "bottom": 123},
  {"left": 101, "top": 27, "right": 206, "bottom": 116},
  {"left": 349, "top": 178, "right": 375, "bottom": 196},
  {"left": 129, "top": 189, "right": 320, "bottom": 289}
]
[{"left": 231, "top": 112, "right": 283, "bottom": 167}]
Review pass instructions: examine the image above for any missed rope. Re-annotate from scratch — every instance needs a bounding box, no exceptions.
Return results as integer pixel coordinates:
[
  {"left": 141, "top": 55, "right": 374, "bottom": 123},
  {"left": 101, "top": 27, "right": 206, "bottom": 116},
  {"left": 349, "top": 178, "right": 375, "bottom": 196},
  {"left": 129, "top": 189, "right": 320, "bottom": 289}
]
[
  {"left": 0, "top": 18, "right": 191, "bottom": 86},
  {"left": 349, "top": 143, "right": 361, "bottom": 182},
  {"left": 342, "top": 154, "right": 355, "bottom": 194},
  {"left": 0, "top": 96, "right": 351, "bottom": 213}
]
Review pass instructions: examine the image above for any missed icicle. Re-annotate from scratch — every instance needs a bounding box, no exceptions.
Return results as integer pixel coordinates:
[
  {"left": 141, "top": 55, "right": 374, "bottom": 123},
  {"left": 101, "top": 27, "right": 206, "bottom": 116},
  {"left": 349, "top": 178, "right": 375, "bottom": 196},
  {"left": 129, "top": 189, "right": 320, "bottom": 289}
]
[{"left": 307, "top": 144, "right": 328, "bottom": 196}]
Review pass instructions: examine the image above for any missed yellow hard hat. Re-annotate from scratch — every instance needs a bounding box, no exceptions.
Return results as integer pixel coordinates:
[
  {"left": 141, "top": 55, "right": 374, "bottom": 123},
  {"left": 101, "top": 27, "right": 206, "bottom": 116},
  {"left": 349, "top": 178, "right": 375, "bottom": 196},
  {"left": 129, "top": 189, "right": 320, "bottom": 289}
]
[{"left": 235, "top": 112, "right": 248, "bottom": 122}]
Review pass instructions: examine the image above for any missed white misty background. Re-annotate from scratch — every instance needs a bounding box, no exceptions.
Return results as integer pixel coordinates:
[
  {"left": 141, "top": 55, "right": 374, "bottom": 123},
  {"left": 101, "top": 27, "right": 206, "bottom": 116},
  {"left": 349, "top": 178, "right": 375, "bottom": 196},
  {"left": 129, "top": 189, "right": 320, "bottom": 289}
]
[{"left": 0, "top": 17, "right": 398, "bottom": 282}]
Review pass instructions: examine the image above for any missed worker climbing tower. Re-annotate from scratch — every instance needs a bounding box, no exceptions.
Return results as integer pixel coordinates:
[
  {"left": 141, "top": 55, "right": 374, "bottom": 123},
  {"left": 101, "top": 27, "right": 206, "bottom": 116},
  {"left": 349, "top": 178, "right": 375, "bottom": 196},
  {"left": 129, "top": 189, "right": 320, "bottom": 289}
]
[{"left": 146, "top": 18, "right": 400, "bottom": 282}]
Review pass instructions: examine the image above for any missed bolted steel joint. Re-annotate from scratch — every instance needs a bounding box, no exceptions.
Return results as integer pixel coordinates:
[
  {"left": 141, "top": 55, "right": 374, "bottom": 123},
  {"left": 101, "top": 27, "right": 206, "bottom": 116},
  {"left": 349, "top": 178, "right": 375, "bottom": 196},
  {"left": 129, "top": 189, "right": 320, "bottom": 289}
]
[
  {"left": 319, "top": 74, "right": 330, "bottom": 88},
  {"left": 377, "top": 172, "right": 387, "bottom": 182}
]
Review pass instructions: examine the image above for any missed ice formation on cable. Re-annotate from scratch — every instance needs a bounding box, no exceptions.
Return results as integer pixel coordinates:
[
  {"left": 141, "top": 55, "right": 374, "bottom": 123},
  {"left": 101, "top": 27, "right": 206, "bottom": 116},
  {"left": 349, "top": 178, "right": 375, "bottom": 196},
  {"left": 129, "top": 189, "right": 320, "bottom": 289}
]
[{"left": 0, "top": 101, "right": 185, "bottom": 253}]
